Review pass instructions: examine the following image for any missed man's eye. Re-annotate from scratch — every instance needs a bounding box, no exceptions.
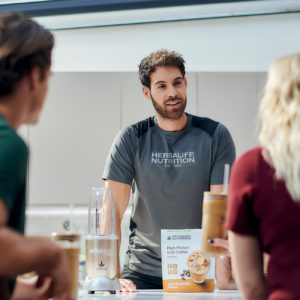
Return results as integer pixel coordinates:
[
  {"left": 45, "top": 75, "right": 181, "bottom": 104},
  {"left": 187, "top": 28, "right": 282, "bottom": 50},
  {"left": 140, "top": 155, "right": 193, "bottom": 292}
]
[
  {"left": 158, "top": 85, "right": 166, "bottom": 89},
  {"left": 174, "top": 81, "right": 182, "bottom": 86}
]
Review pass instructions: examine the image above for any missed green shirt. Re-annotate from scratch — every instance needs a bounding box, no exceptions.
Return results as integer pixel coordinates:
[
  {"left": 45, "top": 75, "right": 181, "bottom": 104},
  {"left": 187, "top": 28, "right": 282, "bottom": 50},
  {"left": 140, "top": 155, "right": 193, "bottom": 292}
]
[
  {"left": 0, "top": 114, "right": 27, "bottom": 234},
  {"left": 0, "top": 114, "right": 28, "bottom": 295}
]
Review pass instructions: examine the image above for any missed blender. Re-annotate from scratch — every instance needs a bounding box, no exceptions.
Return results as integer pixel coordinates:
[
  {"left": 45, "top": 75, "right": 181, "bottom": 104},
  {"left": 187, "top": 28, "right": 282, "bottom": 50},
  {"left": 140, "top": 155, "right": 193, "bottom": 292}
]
[{"left": 84, "top": 187, "right": 120, "bottom": 294}]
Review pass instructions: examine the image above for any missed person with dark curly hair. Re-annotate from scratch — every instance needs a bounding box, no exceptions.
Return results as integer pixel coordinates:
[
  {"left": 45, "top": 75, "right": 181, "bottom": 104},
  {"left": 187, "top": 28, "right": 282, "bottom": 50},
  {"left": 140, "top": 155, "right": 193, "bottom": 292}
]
[
  {"left": 0, "top": 13, "right": 71, "bottom": 300},
  {"left": 103, "top": 49, "right": 236, "bottom": 291}
]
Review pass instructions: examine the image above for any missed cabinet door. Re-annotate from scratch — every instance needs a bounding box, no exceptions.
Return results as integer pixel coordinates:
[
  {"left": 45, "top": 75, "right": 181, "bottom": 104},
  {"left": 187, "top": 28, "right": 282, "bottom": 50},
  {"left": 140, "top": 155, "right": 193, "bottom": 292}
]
[{"left": 28, "top": 72, "right": 121, "bottom": 205}]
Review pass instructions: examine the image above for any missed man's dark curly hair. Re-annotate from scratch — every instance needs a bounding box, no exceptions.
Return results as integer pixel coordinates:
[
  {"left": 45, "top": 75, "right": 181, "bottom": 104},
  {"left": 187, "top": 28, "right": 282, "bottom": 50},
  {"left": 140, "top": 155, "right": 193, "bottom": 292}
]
[
  {"left": 138, "top": 49, "right": 185, "bottom": 88},
  {"left": 0, "top": 13, "right": 54, "bottom": 96}
]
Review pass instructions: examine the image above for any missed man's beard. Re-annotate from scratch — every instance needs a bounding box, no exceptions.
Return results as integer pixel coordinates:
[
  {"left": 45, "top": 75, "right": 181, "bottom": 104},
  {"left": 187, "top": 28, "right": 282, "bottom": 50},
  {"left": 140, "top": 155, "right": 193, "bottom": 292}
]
[{"left": 150, "top": 92, "right": 187, "bottom": 120}]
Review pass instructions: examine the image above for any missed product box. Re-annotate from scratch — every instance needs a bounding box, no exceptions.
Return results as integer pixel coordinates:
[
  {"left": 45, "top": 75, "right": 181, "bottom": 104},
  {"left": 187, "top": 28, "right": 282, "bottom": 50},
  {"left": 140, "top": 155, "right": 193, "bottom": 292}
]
[{"left": 161, "top": 229, "right": 215, "bottom": 292}]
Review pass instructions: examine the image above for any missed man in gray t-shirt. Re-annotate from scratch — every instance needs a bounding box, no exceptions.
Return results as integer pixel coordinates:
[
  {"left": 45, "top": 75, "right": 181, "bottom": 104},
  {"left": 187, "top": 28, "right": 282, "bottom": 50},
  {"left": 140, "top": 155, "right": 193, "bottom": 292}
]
[{"left": 103, "top": 50, "right": 236, "bottom": 291}]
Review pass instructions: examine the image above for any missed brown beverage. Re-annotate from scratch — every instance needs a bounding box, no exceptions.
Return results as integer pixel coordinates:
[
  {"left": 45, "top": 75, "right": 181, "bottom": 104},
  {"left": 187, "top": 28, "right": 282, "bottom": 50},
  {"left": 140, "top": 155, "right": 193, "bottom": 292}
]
[
  {"left": 85, "top": 236, "right": 118, "bottom": 279},
  {"left": 64, "top": 247, "right": 80, "bottom": 299},
  {"left": 201, "top": 192, "right": 227, "bottom": 256},
  {"left": 187, "top": 250, "right": 211, "bottom": 284},
  {"left": 52, "top": 233, "right": 80, "bottom": 300}
]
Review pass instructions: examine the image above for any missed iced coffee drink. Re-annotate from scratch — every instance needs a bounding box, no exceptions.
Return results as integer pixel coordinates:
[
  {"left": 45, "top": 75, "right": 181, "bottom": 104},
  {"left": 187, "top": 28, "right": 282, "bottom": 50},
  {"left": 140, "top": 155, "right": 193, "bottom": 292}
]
[
  {"left": 187, "top": 250, "right": 211, "bottom": 283},
  {"left": 52, "top": 233, "right": 80, "bottom": 300},
  {"left": 201, "top": 192, "right": 227, "bottom": 256}
]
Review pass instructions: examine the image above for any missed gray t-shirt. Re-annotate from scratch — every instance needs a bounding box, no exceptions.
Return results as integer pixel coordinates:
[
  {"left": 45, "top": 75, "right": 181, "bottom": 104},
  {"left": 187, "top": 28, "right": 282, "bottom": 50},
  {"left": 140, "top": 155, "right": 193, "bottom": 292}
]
[{"left": 103, "top": 113, "right": 236, "bottom": 277}]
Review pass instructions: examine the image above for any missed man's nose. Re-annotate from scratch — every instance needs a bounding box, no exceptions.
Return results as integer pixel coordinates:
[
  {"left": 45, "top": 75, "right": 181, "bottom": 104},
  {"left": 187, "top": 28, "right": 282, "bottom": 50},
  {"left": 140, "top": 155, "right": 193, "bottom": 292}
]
[{"left": 167, "top": 85, "right": 177, "bottom": 98}]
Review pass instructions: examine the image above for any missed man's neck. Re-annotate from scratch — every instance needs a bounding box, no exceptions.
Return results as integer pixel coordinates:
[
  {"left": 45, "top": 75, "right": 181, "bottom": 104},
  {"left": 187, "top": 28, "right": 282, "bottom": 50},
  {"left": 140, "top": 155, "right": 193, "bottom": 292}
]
[
  {"left": 0, "top": 85, "right": 29, "bottom": 130},
  {"left": 156, "top": 113, "right": 188, "bottom": 132},
  {"left": 0, "top": 102, "right": 22, "bottom": 130}
]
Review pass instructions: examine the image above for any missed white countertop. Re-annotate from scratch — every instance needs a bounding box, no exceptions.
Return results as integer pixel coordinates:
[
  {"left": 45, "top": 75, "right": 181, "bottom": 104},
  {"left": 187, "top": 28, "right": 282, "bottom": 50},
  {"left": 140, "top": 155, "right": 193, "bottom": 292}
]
[{"left": 78, "top": 289, "right": 243, "bottom": 299}]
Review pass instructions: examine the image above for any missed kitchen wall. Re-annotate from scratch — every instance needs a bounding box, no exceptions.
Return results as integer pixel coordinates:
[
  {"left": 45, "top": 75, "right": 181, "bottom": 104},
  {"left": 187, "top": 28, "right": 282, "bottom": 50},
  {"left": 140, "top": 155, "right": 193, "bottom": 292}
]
[
  {"left": 22, "top": 9, "right": 300, "bottom": 265},
  {"left": 23, "top": 9, "right": 300, "bottom": 207},
  {"left": 22, "top": 71, "right": 266, "bottom": 263},
  {"left": 21, "top": 71, "right": 266, "bottom": 207}
]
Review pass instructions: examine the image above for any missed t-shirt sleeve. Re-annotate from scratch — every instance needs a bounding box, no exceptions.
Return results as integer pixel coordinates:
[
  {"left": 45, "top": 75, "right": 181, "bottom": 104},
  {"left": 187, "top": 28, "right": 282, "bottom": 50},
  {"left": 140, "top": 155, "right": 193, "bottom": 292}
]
[
  {"left": 210, "top": 123, "right": 236, "bottom": 185},
  {"left": 225, "top": 150, "right": 258, "bottom": 236},
  {"left": 102, "top": 126, "right": 137, "bottom": 185},
  {"left": 0, "top": 135, "right": 27, "bottom": 212}
]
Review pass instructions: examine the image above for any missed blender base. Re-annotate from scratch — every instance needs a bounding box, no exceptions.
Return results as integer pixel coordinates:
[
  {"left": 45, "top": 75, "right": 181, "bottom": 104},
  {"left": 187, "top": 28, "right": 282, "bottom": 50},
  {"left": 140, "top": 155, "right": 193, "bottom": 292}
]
[{"left": 84, "top": 276, "right": 120, "bottom": 293}]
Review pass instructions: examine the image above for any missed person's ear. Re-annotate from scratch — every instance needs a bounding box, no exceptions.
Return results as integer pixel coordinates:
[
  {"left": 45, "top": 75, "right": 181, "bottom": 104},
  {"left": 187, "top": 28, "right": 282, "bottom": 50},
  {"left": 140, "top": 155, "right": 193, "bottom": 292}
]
[
  {"left": 184, "top": 77, "right": 187, "bottom": 88},
  {"left": 142, "top": 86, "right": 152, "bottom": 101},
  {"left": 27, "top": 66, "right": 42, "bottom": 91}
]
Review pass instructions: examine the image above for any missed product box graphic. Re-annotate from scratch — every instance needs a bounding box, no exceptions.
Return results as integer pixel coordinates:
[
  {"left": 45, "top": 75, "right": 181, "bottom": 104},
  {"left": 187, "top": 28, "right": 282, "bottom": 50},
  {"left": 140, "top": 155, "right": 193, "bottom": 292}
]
[{"left": 161, "top": 229, "right": 215, "bottom": 292}]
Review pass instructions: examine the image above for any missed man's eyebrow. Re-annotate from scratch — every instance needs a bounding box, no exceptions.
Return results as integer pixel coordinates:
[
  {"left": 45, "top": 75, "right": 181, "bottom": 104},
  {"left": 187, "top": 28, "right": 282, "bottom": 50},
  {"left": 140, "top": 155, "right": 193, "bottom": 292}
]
[
  {"left": 154, "top": 77, "right": 184, "bottom": 85},
  {"left": 154, "top": 80, "right": 167, "bottom": 85}
]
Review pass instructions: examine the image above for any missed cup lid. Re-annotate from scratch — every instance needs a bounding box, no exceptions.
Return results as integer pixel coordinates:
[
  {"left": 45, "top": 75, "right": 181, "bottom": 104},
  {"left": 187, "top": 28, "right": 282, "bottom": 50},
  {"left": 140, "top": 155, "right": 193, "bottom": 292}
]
[{"left": 52, "top": 233, "right": 80, "bottom": 242}]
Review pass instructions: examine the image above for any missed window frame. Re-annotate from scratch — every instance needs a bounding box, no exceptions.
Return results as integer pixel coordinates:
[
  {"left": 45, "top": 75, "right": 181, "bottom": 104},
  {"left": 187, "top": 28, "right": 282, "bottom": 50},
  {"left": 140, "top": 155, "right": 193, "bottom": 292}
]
[{"left": 0, "top": 0, "right": 255, "bottom": 17}]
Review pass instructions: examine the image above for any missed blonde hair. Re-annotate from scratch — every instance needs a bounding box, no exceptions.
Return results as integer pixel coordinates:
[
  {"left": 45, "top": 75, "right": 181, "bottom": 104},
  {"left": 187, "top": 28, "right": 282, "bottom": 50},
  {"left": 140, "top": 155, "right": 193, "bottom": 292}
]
[{"left": 259, "top": 53, "right": 300, "bottom": 201}]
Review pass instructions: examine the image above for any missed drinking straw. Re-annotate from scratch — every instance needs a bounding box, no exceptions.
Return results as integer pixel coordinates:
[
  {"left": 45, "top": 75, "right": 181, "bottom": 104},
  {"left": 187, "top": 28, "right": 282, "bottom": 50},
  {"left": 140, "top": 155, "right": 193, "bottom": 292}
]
[
  {"left": 69, "top": 203, "right": 74, "bottom": 232},
  {"left": 222, "top": 164, "right": 230, "bottom": 194}
]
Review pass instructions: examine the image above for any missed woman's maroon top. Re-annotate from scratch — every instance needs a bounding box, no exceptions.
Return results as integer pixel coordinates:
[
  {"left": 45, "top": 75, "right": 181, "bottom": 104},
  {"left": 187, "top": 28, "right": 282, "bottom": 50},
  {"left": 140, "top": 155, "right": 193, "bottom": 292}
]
[{"left": 226, "top": 147, "right": 300, "bottom": 300}]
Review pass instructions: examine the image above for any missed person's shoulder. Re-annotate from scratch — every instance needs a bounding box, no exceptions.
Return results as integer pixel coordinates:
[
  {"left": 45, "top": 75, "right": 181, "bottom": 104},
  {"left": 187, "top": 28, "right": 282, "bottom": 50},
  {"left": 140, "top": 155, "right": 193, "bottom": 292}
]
[
  {"left": 236, "top": 147, "right": 262, "bottom": 165},
  {"left": 189, "top": 114, "right": 233, "bottom": 142},
  {"left": 189, "top": 114, "right": 219, "bottom": 137},
  {"left": 232, "top": 147, "right": 262, "bottom": 179},
  {"left": 114, "top": 116, "right": 155, "bottom": 145},
  {"left": 0, "top": 126, "right": 27, "bottom": 157},
  {"left": 130, "top": 116, "right": 156, "bottom": 138}
]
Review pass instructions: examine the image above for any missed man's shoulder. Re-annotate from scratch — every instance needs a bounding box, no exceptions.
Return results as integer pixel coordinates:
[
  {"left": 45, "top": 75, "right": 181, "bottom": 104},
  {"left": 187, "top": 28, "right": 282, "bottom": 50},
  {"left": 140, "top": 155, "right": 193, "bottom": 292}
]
[
  {"left": 115, "top": 116, "right": 155, "bottom": 144},
  {"left": 0, "top": 126, "right": 27, "bottom": 177},
  {"left": 130, "top": 116, "right": 156, "bottom": 138},
  {"left": 189, "top": 114, "right": 220, "bottom": 138},
  {"left": 0, "top": 125, "right": 27, "bottom": 157}
]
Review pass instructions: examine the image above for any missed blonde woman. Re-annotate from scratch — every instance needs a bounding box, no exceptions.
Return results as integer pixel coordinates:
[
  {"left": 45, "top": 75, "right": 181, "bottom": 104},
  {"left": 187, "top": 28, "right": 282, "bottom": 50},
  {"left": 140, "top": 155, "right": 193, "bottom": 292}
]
[{"left": 226, "top": 53, "right": 300, "bottom": 300}]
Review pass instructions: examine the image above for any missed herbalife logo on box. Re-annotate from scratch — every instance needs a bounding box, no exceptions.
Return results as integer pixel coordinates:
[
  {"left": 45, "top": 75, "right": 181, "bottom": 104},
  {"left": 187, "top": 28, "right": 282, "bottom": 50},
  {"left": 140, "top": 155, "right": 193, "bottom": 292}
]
[{"left": 167, "top": 234, "right": 191, "bottom": 241}]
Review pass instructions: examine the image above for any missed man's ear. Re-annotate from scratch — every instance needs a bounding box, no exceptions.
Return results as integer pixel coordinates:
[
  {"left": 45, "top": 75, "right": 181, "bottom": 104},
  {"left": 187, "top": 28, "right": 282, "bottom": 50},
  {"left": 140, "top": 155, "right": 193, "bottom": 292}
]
[
  {"left": 184, "top": 77, "right": 187, "bottom": 88},
  {"left": 142, "top": 86, "right": 152, "bottom": 101},
  {"left": 27, "top": 66, "right": 42, "bottom": 91}
]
